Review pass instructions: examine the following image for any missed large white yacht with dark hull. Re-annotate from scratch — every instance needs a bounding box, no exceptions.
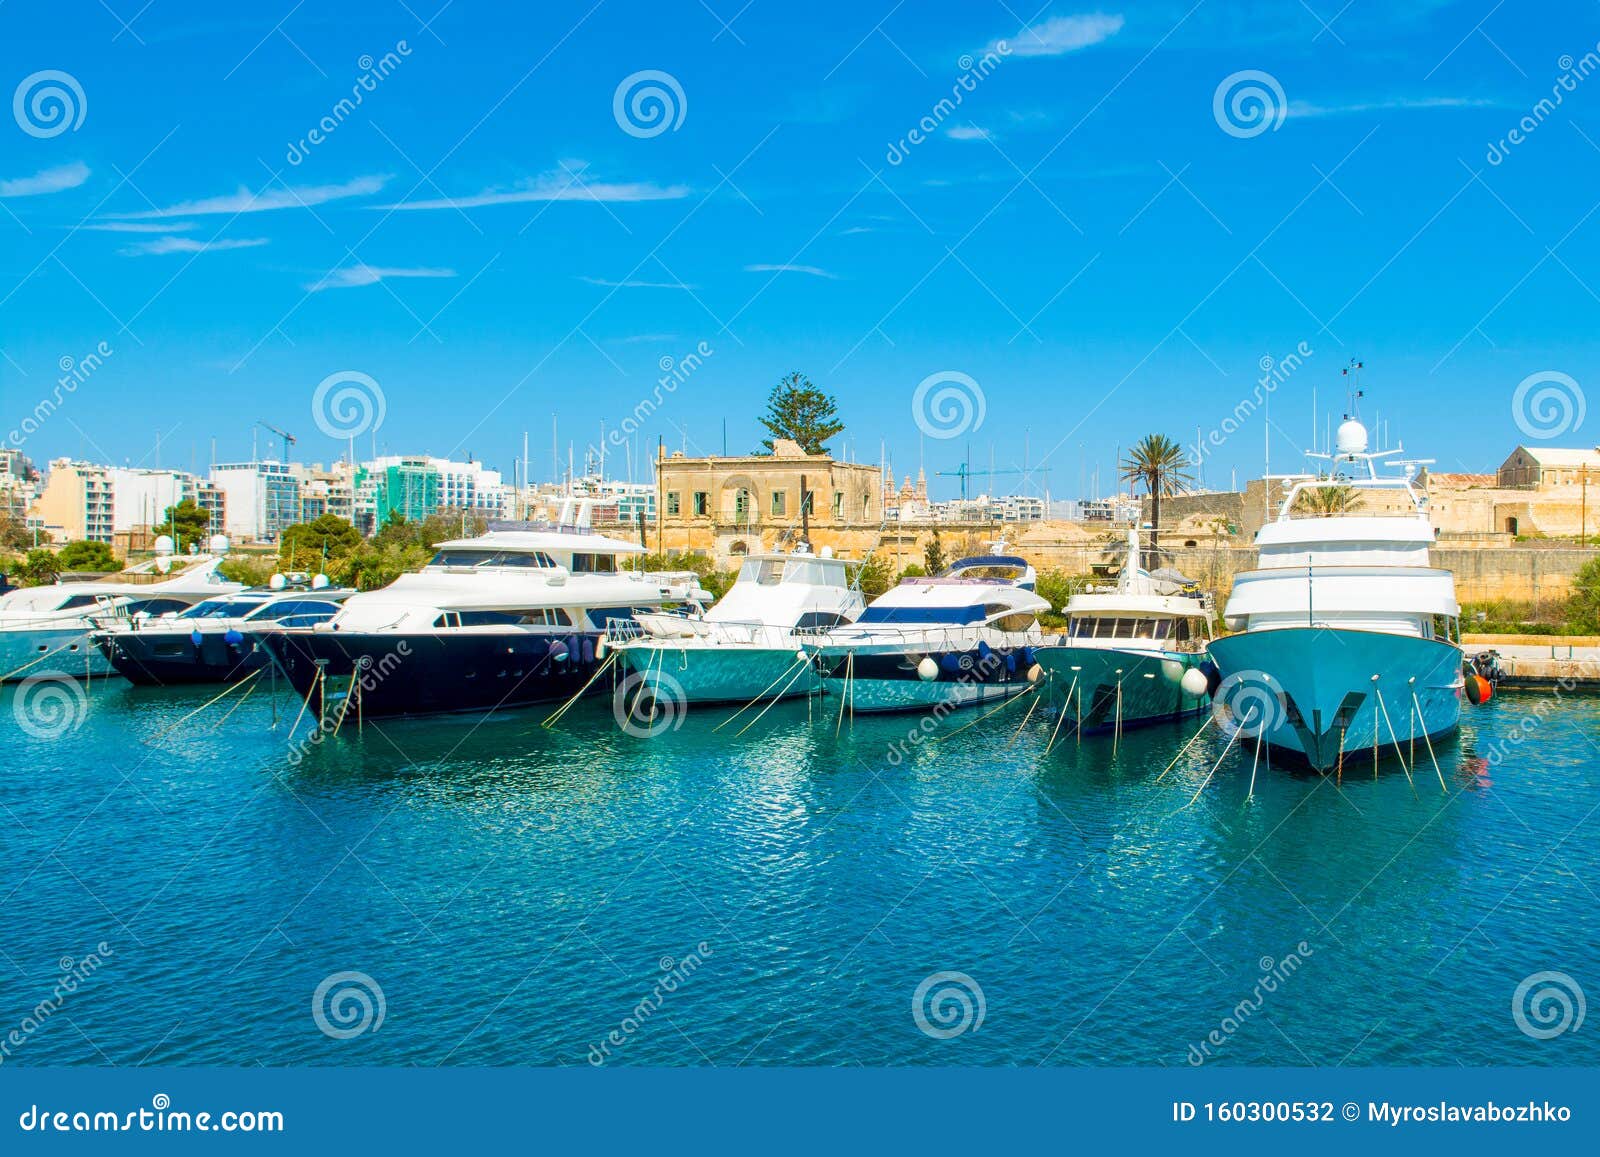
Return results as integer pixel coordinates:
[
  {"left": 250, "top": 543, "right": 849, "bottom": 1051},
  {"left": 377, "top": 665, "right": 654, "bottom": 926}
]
[
  {"left": 1206, "top": 413, "right": 1463, "bottom": 773},
  {"left": 251, "top": 515, "right": 709, "bottom": 719}
]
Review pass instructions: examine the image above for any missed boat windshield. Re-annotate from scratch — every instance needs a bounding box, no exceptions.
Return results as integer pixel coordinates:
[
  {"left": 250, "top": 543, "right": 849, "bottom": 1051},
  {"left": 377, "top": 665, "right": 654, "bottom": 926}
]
[
  {"left": 428, "top": 549, "right": 556, "bottom": 569},
  {"left": 738, "top": 558, "right": 786, "bottom": 585},
  {"left": 1067, "top": 615, "right": 1189, "bottom": 640},
  {"left": 243, "top": 599, "right": 343, "bottom": 622},
  {"left": 178, "top": 599, "right": 262, "bottom": 619}
]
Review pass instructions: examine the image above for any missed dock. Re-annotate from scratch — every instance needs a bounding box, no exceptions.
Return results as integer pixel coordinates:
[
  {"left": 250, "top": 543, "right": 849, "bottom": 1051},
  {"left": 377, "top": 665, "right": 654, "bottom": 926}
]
[{"left": 1464, "top": 636, "right": 1600, "bottom": 692}]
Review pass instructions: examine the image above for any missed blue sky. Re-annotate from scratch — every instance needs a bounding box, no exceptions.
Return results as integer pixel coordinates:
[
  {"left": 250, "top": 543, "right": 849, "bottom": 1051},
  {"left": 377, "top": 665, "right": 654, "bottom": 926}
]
[{"left": 3, "top": 0, "right": 1599, "bottom": 499}]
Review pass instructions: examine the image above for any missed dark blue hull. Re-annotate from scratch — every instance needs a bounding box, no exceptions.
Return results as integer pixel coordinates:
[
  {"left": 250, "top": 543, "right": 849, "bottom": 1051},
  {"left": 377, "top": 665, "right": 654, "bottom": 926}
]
[
  {"left": 251, "top": 629, "right": 606, "bottom": 718},
  {"left": 95, "top": 632, "right": 265, "bottom": 686}
]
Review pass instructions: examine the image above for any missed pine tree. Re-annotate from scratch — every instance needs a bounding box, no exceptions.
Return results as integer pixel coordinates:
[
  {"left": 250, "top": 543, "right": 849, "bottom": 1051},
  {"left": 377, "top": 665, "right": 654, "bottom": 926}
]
[{"left": 757, "top": 372, "right": 844, "bottom": 454}]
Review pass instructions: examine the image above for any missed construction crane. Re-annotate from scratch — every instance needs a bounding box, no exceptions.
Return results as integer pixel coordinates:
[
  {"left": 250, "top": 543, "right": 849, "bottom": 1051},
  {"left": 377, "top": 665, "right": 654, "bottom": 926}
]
[
  {"left": 936, "top": 462, "right": 1051, "bottom": 501},
  {"left": 256, "top": 421, "right": 297, "bottom": 462}
]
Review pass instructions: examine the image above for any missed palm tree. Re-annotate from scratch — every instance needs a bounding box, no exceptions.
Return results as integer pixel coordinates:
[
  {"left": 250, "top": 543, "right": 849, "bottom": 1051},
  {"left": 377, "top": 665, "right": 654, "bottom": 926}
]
[
  {"left": 1119, "top": 434, "right": 1195, "bottom": 554},
  {"left": 1292, "top": 480, "right": 1364, "bottom": 516}
]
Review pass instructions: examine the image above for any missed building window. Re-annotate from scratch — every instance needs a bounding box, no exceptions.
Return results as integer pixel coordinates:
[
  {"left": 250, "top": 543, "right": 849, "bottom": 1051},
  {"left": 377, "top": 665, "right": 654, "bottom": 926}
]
[
  {"left": 734, "top": 489, "right": 750, "bottom": 520},
  {"left": 770, "top": 490, "right": 787, "bottom": 516},
  {"left": 693, "top": 491, "right": 709, "bottom": 517},
  {"left": 832, "top": 491, "right": 844, "bottom": 519},
  {"left": 666, "top": 492, "right": 681, "bottom": 516},
  {"left": 801, "top": 490, "right": 815, "bottom": 516}
]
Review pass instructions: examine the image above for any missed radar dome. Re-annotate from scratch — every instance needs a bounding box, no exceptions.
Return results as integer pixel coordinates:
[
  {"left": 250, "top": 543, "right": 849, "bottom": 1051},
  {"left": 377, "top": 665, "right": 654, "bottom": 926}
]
[
  {"left": 208, "top": 535, "right": 230, "bottom": 555},
  {"left": 268, "top": 573, "right": 287, "bottom": 591},
  {"left": 310, "top": 573, "right": 330, "bottom": 590},
  {"left": 1335, "top": 418, "right": 1368, "bottom": 456},
  {"left": 152, "top": 534, "right": 175, "bottom": 556}
]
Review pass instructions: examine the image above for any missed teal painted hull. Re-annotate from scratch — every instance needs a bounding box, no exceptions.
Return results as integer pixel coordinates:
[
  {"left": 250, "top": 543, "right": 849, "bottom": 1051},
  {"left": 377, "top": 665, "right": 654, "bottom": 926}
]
[
  {"left": 1032, "top": 646, "right": 1208, "bottom": 734},
  {"left": 1207, "top": 627, "right": 1462, "bottom": 773}
]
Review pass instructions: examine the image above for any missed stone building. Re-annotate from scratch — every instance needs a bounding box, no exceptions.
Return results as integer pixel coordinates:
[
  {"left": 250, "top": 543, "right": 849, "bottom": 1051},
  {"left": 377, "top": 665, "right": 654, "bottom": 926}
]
[
  {"left": 1497, "top": 446, "right": 1600, "bottom": 489},
  {"left": 654, "top": 439, "right": 884, "bottom": 561}
]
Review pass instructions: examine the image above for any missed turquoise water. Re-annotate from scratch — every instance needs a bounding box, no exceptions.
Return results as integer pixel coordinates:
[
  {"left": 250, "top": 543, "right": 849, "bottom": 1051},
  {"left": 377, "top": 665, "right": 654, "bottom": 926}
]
[{"left": 2, "top": 678, "right": 1597, "bottom": 1067}]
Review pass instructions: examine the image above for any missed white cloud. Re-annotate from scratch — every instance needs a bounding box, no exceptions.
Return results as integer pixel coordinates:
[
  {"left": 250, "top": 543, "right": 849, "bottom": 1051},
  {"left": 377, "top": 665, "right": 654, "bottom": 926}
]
[
  {"left": 744, "top": 263, "right": 838, "bottom": 279},
  {"left": 999, "top": 12, "right": 1124, "bottom": 57},
  {"left": 0, "top": 162, "right": 90, "bottom": 198},
  {"left": 120, "top": 236, "right": 269, "bottom": 256},
  {"left": 83, "top": 220, "right": 199, "bottom": 233},
  {"left": 112, "top": 175, "right": 390, "bottom": 219},
  {"left": 946, "top": 124, "right": 992, "bottom": 141},
  {"left": 306, "top": 265, "right": 457, "bottom": 291},
  {"left": 1288, "top": 96, "right": 1500, "bottom": 119},
  {"left": 579, "top": 275, "right": 697, "bottom": 290},
  {"left": 385, "top": 164, "right": 690, "bottom": 211}
]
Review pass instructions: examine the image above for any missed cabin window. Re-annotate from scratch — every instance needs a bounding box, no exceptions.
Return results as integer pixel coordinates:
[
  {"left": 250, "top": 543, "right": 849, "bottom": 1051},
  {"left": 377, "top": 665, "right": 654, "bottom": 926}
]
[
  {"left": 740, "top": 558, "right": 785, "bottom": 585},
  {"left": 990, "top": 611, "right": 1037, "bottom": 632},
  {"left": 249, "top": 600, "right": 341, "bottom": 622},
  {"left": 456, "top": 610, "right": 523, "bottom": 626},
  {"left": 795, "top": 610, "right": 851, "bottom": 630},
  {"left": 571, "top": 553, "right": 618, "bottom": 574},
  {"left": 666, "top": 492, "right": 681, "bottom": 516},
  {"left": 57, "top": 594, "right": 102, "bottom": 611},
  {"left": 587, "top": 607, "right": 642, "bottom": 628},
  {"left": 518, "top": 608, "right": 573, "bottom": 626},
  {"left": 692, "top": 492, "right": 709, "bottom": 517},
  {"left": 428, "top": 549, "right": 554, "bottom": 569},
  {"left": 770, "top": 491, "right": 787, "bottom": 516}
]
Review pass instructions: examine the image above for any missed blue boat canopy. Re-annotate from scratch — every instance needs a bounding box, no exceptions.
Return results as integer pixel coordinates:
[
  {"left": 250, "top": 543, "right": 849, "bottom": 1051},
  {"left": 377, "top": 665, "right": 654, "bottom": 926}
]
[{"left": 947, "top": 554, "right": 1030, "bottom": 572}]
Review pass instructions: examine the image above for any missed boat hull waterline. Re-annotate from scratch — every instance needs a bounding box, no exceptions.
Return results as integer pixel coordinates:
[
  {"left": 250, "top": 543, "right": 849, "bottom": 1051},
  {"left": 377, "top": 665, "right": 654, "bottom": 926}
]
[
  {"left": 1032, "top": 646, "right": 1209, "bottom": 736},
  {"left": 1, "top": 628, "right": 115, "bottom": 681},
  {"left": 254, "top": 630, "right": 607, "bottom": 718},
  {"left": 614, "top": 643, "right": 819, "bottom": 706},
  {"left": 1206, "top": 626, "right": 1462, "bottom": 773}
]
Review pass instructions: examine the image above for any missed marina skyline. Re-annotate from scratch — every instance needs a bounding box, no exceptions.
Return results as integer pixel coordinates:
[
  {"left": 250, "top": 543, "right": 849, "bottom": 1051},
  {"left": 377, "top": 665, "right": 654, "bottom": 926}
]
[{"left": 4, "top": 1, "right": 1599, "bottom": 497}]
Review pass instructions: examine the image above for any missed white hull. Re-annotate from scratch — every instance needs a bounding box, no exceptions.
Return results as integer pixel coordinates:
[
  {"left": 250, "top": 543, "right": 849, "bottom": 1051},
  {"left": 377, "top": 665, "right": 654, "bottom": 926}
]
[{"left": 0, "top": 625, "right": 115, "bottom": 681}]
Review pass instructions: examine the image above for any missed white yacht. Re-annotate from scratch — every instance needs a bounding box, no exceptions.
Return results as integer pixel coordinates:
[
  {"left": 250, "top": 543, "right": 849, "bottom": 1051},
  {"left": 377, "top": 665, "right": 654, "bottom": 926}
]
[
  {"left": 252, "top": 509, "right": 710, "bottom": 718},
  {"left": 608, "top": 546, "right": 863, "bottom": 709},
  {"left": 807, "top": 554, "right": 1049, "bottom": 714},
  {"left": 1206, "top": 414, "right": 1463, "bottom": 773},
  {"left": 0, "top": 551, "right": 242, "bottom": 681},
  {"left": 1033, "top": 529, "right": 1213, "bottom": 735}
]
